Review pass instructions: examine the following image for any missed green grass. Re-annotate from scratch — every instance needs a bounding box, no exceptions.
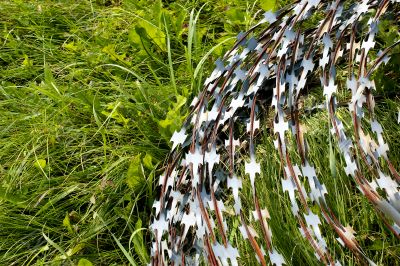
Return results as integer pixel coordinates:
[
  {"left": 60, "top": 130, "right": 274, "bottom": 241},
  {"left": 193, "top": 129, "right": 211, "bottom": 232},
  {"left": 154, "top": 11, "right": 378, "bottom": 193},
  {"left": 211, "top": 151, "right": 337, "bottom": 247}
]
[
  {"left": 0, "top": 0, "right": 280, "bottom": 264},
  {"left": 0, "top": 0, "right": 399, "bottom": 265}
]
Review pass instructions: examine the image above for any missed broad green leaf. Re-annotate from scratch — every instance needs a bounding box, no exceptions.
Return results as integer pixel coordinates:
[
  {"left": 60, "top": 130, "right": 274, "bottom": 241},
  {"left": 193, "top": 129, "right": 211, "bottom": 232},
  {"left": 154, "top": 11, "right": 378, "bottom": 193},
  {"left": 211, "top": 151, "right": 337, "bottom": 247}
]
[
  {"left": 134, "top": 21, "right": 166, "bottom": 52},
  {"left": 78, "top": 259, "right": 93, "bottom": 266},
  {"left": 175, "top": 95, "right": 187, "bottom": 109},
  {"left": 22, "top": 54, "right": 33, "bottom": 67},
  {"left": 63, "top": 41, "right": 79, "bottom": 52},
  {"left": 143, "top": 153, "right": 153, "bottom": 169},
  {"left": 63, "top": 213, "right": 74, "bottom": 235},
  {"left": 128, "top": 28, "right": 142, "bottom": 46},
  {"left": 102, "top": 44, "right": 130, "bottom": 65},
  {"left": 158, "top": 95, "right": 187, "bottom": 139},
  {"left": 126, "top": 155, "right": 144, "bottom": 191},
  {"left": 158, "top": 118, "right": 173, "bottom": 128},
  {"left": 101, "top": 102, "right": 130, "bottom": 127},
  {"left": 34, "top": 159, "right": 47, "bottom": 169},
  {"left": 260, "top": 0, "right": 276, "bottom": 11}
]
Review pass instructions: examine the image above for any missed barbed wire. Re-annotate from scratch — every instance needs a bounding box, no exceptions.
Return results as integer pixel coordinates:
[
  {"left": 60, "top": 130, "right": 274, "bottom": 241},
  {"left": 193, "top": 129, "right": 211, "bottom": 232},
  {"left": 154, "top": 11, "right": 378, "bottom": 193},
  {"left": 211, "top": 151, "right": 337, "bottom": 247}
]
[{"left": 150, "top": 1, "right": 400, "bottom": 265}]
